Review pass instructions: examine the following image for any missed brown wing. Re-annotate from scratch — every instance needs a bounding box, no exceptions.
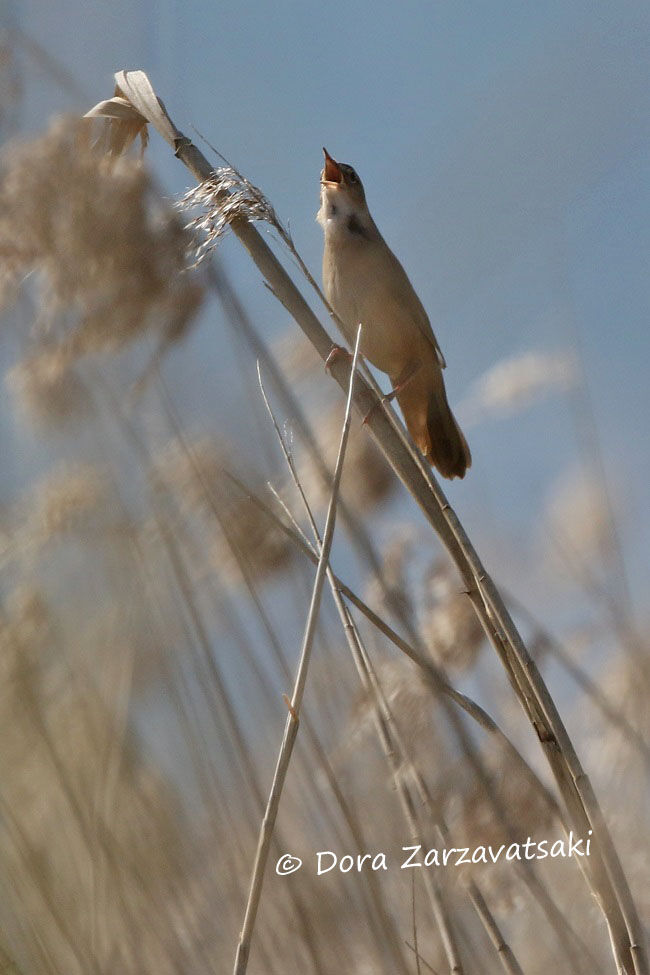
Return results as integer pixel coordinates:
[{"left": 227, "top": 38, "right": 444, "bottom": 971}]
[{"left": 382, "top": 244, "right": 447, "bottom": 369}]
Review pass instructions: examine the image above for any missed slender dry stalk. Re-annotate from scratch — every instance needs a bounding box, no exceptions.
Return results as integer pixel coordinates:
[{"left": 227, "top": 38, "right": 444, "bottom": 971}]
[
  {"left": 405, "top": 940, "right": 442, "bottom": 975},
  {"left": 232, "top": 327, "right": 362, "bottom": 975},
  {"left": 412, "top": 873, "right": 422, "bottom": 975}
]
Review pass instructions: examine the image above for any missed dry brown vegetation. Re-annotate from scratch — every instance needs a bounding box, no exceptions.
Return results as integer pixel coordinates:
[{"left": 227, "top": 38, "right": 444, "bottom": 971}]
[{"left": 0, "top": 75, "right": 648, "bottom": 975}]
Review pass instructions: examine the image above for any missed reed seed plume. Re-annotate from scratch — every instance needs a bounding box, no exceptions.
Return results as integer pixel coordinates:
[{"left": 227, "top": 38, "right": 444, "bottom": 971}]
[
  {"left": 0, "top": 116, "right": 203, "bottom": 354},
  {"left": 6, "top": 347, "right": 92, "bottom": 430},
  {"left": 459, "top": 350, "right": 576, "bottom": 426},
  {"left": 270, "top": 326, "right": 322, "bottom": 383},
  {"left": 420, "top": 560, "right": 484, "bottom": 672},
  {"left": 453, "top": 740, "right": 555, "bottom": 851},
  {"left": 152, "top": 435, "right": 294, "bottom": 582},
  {"left": 293, "top": 403, "right": 395, "bottom": 513},
  {"left": 179, "top": 167, "right": 278, "bottom": 264},
  {"left": 544, "top": 465, "right": 616, "bottom": 566},
  {"left": 20, "top": 462, "right": 108, "bottom": 548},
  {"left": 363, "top": 528, "right": 417, "bottom": 624},
  {"left": 152, "top": 435, "right": 229, "bottom": 517},
  {"left": 352, "top": 657, "right": 446, "bottom": 765}
]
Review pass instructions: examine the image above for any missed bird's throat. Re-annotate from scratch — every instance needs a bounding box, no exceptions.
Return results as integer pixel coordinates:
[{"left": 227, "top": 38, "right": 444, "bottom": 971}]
[{"left": 318, "top": 189, "right": 375, "bottom": 243}]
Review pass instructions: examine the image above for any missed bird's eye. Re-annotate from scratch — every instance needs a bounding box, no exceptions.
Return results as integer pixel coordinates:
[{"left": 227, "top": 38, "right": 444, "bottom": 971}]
[{"left": 347, "top": 169, "right": 358, "bottom": 184}]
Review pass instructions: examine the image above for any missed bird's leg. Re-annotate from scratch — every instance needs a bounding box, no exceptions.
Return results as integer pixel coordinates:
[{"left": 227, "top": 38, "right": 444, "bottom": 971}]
[
  {"left": 362, "top": 361, "right": 421, "bottom": 425},
  {"left": 324, "top": 344, "right": 352, "bottom": 372},
  {"left": 381, "top": 361, "right": 421, "bottom": 404}
]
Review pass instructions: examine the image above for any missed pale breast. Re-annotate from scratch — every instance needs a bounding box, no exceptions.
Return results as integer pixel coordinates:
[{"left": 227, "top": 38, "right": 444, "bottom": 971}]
[{"left": 322, "top": 242, "right": 360, "bottom": 347}]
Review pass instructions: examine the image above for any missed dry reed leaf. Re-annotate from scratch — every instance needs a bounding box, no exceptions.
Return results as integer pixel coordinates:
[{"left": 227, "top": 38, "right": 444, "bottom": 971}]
[
  {"left": 84, "top": 69, "right": 182, "bottom": 155},
  {"left": 85, "top": 94, "right": 149, "bottom": 156}
]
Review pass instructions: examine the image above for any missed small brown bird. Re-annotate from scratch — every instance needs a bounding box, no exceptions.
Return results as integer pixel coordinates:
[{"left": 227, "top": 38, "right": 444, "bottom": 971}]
[{"left": 317, "top": 148, "right": 471, "bottom": 479}]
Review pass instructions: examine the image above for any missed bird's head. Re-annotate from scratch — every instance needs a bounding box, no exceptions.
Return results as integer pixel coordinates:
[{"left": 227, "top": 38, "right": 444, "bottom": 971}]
[
  {"left": 320, "top": 147, "right": 366, "bottom": 199},
  {"left": 317, "top": 148, "right": 372, "bottom": 234}
]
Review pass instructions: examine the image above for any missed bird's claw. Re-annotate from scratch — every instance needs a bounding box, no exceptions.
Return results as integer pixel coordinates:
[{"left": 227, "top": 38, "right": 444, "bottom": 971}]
[
  {"left": 324, "top": 344, "right": 351, "bottom": 372},
  {"left": 362, "top": 394, "right": 389, "bottom": 425}
]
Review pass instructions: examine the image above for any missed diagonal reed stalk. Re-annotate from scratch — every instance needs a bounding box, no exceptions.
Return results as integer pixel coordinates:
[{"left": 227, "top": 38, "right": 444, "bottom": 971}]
[
  {"left": 232, "top": 327, "right": 362, "bottom": 975},
  {"left": 86, "top": 71, "right": 648, "bottom": 975}
]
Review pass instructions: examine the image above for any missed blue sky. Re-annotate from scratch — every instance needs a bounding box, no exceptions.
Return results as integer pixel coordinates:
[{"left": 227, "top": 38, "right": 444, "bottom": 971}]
[{"left": 10, "top": 0, "right": 650, "bottom": 614}]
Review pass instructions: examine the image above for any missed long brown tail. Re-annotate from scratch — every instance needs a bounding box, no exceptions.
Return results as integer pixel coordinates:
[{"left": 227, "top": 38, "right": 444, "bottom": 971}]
[{"left": 393, "top": 363, "right": 471, "bottom": 479}]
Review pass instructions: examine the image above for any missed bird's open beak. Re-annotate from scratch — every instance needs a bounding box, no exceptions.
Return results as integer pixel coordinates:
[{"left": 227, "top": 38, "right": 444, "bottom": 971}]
[{"left": 322, "top": 147, "right": 342, "bottom": 185}]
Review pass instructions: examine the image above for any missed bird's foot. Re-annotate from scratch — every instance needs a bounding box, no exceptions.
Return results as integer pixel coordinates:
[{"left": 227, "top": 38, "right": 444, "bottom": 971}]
[
  {"left": 362, "top": 366, "right": 419, "bottom": 425},
  {"left": 324, "top": 344, "right": 351, "bottom": 372},
  {"left": 362, "top": 393, "right": 392, "bottom": 426}
]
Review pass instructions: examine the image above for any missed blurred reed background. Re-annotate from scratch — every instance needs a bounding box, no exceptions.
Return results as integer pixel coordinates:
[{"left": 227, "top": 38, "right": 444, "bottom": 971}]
[{"left": 0, "top": 22, "right": 648, "bottom": 975}]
